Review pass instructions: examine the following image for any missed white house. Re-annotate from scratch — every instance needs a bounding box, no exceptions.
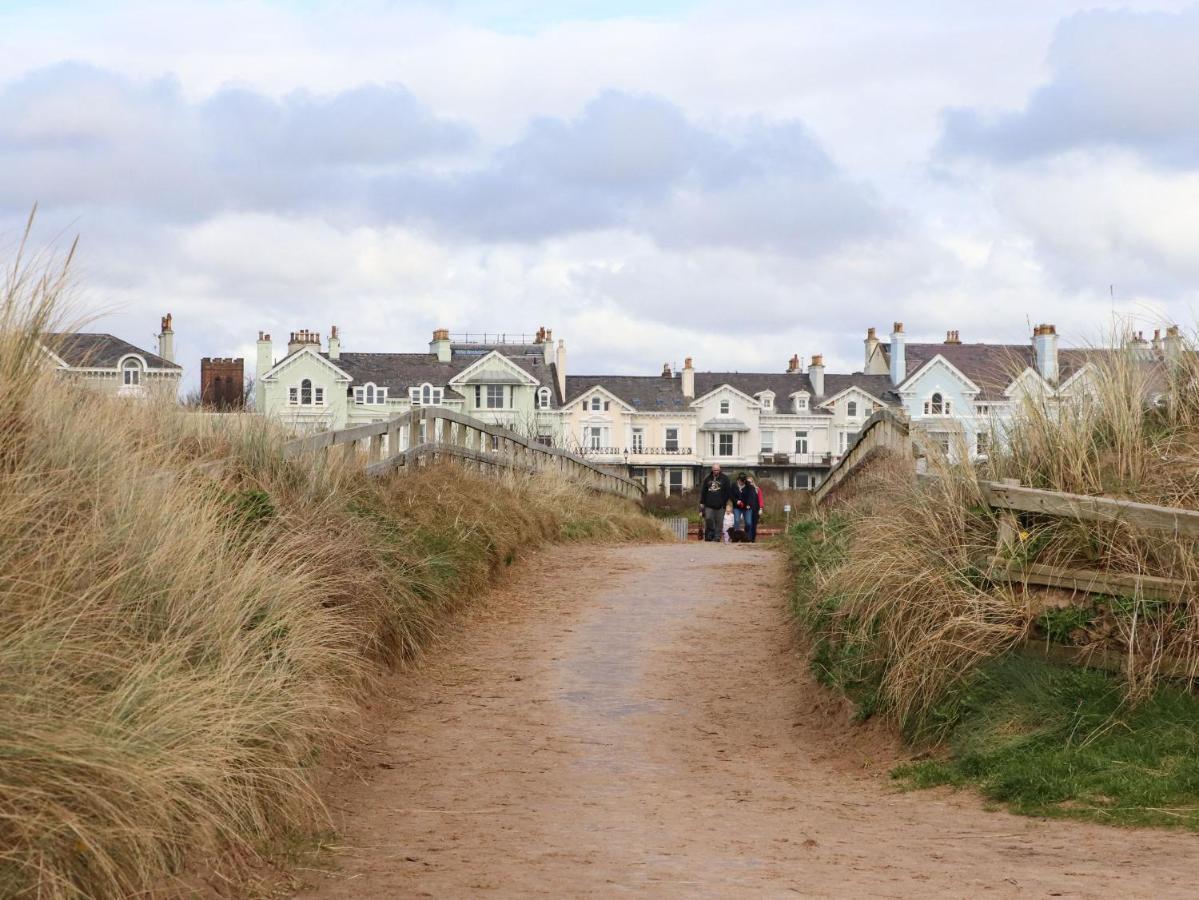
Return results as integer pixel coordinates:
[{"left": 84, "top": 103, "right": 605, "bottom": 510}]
[{"left": 43, "top": 314, "right": 182, "bottom": 399}]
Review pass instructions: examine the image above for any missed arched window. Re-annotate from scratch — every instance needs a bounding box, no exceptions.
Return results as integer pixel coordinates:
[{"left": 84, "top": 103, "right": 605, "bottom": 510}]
[
  {"left": 847, "top": 400, "right": 858, "bottom": 417},
  {"left": 422, "top": 384, "right": 433, "bottom": 406},
  {"left": 300, "top": 379, "right": 313, "bottom": 405},
  {"left": 364, "top": 383, "right": 376, "bottom": 404},
  {"left": 927, "top": 392, "right": 944, "bottom": 415},
  {"left": 536, "top": 387, "right": 551, "bottom": 409},
  {"left": 122, "top": 358, "right": 142, "bottom": 386}
]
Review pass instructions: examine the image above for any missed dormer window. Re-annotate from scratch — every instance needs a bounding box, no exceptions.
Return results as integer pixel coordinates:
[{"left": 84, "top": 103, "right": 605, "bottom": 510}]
[
  {"left": 759, "top": 393, "right": 774, "bottom": 411},
  {"left": 792, "top": 393, "right": 809, "bottom": 414},
  {"left": 536, "top": 387, "right": 551, "bottom": 409},
  {"left": 719, "top": 399, "right": 730, "bottom": 415},
  {"left": 408, "top": 383, "right": 441, "bottom": 407}
]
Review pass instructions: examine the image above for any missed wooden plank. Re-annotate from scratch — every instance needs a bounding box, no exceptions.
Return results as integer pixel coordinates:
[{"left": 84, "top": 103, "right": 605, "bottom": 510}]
[
  {"left": 282, "top": 429, "right": 334, "bottom": 456},
  {"left": 330, "top": 420, "right": 391, "bottom": 445},
  {"left": 982, "top": 481, "right": 1199, "bottom": 538},
  {"left": 991, "top": 560, "right": 1190, "bottom": 603}
]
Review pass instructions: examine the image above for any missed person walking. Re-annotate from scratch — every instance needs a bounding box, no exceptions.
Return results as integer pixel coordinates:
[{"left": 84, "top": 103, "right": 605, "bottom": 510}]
[
  {"left": 737, "top": 474, "right": 761, "bottom": 542},
  {"left": 698, "top": 464, "right": 732, "bottom": 541},
  {"left": 746, "top": 475, "right": 764, "bottom": 542}
]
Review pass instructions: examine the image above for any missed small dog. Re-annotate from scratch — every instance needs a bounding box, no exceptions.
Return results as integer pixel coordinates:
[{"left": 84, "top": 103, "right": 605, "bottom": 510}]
[{"left": 729, "top": 527, "right": 748, "bottom": 543}]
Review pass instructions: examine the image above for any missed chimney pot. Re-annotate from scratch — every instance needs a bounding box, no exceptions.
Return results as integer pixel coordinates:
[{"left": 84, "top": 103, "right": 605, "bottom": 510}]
[
  {"left": 893, "top": 321, "right": 904, "bottom": 334},
  {"left": 662, "top": 363, "right": 672, "bottom": 378},
  {"left": 867, "top": 326, "right": 876, "bottom": 339}
]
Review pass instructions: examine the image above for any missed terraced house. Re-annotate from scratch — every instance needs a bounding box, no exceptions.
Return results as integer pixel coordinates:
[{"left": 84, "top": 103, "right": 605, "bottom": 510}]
[
  {"left": 255, "top": 324, "right": 892, "bottom": 493},
  {"left": 862, "top": 321, "right": 1186, "bottom": 460}
]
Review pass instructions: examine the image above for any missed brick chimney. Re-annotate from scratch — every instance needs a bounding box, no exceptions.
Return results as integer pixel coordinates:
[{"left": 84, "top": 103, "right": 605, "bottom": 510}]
[
  {"left": 1033, "top": 323, "right": 1059, "bottom": 382},
  {"left": 864, "top": 326, "right": 879, "bottom": 369},
  {"left": 157, "top": 313, "right": 175, "bottom": 363},
  {"left": 809, "top": 354, "right": 825, "bottom": 398},
  {"left": 661, "top": 362, "right": 673, "bottom": 379},
  {"left": 288, "top": 329, "right": 320, "bottom": 355},
  {"left": 787, "top": 354, "right": 801, "bottom": 374},
  {"left": 889, "top": 322, "right": 905, "bottom": 386},
  {"left": 682, "top": 356, "right": 695, "bottom": 399}
]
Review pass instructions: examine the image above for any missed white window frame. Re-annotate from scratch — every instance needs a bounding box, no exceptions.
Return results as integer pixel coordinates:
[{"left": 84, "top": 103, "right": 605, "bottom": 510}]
[
  {"left": 536, "top": 387, "right": 551, "bottom": 409},
  {"left": 122, "top": 358, "right": 142, "bottom": 386},
  {"left": 631, "top": 427, "right": 644, "bottom": 452},
  {"left": 664, "top": 426, "right": 680, "bottom": 452},
  {"left": 847, "top": 400, "right": 858, "bottom": 417},
  {"left": 590, "top": 396, "right": 602, "bottom": 412},
  {"left": 794, "top": 430, "right": 808, "bottom": 454},
  {"left": 668, "top": 468, "right": 684, "bottom": 493},
  {"left": 792, "top": 394, "right": 809, "bottom": 413},
  {"left": 760, "top": 430, "right": 774, "bottom": 453},
  {"left": 300, "top": 379, "right": 313, "bottom": 406},
  {"left": 923, "top": 392, "right": 951, "bottom": 416},
  {"left": 717, "top": 432, "right": 734, "bottom": 456},
  {"left": 719, "top": 399, "right": 731, "bottom": 415},
  {"left": 486, "top": 385, "right": 505, "bottom": 409}
]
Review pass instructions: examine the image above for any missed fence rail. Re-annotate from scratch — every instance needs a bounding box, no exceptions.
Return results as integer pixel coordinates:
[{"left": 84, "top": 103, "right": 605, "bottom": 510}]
[{"left": 281, "top": 407, "right": 645, "bottom": 502}]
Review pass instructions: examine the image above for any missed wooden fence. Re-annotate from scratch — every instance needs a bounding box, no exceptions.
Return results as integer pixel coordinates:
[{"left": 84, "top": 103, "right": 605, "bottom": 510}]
[{"left": 281, "top": 407, "right": 646, "bottom": 502}]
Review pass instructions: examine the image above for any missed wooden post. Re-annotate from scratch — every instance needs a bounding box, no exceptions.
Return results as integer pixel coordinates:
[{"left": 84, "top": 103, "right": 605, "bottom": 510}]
[{"left": 994, "top": 477, "right": 1021, "bottom": 563}]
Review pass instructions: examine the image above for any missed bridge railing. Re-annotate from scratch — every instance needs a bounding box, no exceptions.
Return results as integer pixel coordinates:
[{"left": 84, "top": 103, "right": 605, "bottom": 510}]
[
  {"left": 812, "top": 409, "right": 914, "bottom": 506},
  {"left": 281, "top": 407, "right": 646, "bottom": 502}
]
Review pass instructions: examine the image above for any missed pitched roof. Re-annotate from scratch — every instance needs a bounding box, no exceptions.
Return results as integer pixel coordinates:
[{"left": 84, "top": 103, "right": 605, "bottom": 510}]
[
  {"left": 565, "top": 375, "right": 686, "bottom": 411},
  {"left": 887, "top": 341, "right": 1097, "bottom": 400},
  {"left": 321, "top": 350, "right": 561, "bottom": 405},
  {"left": 44, "top": 333, "right": 181, "bottom": 370},
  {"left": 565, "top": 371, "right": 899, "bottom": 413}
]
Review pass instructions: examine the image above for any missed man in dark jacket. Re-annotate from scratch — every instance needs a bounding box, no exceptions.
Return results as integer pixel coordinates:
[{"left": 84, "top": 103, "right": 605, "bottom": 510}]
[{"left": 699, "top": 464, "right": 732, "bottom": 541}]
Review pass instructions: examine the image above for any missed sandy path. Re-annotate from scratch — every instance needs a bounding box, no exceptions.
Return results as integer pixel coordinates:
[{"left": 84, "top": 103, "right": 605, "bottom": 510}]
[{"left": 295, "top": 544, "right": 1197, "bottom": 898}]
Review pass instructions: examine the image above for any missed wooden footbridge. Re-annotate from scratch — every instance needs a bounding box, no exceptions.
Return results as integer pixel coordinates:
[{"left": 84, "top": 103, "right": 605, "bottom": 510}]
[{"left": 281, "top": 407, "right": 646, "bottom": 502}]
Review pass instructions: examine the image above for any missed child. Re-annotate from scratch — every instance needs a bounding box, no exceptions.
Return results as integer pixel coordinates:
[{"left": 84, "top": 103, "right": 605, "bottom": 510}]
[{"left": 722, "top": 503, "right": 735, "bottom": 544}]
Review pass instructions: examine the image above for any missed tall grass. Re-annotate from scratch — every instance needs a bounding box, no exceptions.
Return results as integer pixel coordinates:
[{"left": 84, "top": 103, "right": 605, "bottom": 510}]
[
  {"left": 792, "top": 330, "right": 1199, "bottom": 735},
  {"left": 0, "top": 247, "right": 663, "bottom": 898}
]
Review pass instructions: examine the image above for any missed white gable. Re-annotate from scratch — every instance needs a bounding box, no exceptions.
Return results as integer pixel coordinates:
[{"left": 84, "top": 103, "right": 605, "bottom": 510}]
[
  {"left": 449, "top": 350, "right": 540, "bottom": 387},
  {"left": 261, "top": 347, "right": 352, "bottom": 383}
]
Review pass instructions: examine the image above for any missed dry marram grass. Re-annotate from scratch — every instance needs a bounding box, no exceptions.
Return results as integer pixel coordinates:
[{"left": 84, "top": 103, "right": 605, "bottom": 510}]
[{"left": 0, "top": 244, "right": 664, "bottom": 898}]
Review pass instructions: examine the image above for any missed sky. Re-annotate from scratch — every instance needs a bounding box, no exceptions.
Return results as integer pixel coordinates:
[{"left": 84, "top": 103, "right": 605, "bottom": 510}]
[{"left": 2, "top": 0, "right": 1198, "bottom": 385}]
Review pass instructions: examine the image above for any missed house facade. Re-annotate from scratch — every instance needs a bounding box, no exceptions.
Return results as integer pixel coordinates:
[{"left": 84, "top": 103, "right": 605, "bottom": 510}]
[
  {"left": 43, "top": 314, "right": 182, "bottom": 398},
  {"left": 256, "top": 324, "right": 894, "bottom": 493},
  {"left": 255, "top": 327, "right": 568, "bottom": 441},
  {"left": 861, "top": 321, "right": 1185, "bottom": 460}
]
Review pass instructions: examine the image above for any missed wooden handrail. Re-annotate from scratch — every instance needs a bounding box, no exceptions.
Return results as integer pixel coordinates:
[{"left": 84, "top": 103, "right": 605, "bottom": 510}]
[
  {"left": 282, "top": 408, "right": 645, "bottom": 501},
  {"left": 812, "top": 409, "right": 912, "bottom": 506}
]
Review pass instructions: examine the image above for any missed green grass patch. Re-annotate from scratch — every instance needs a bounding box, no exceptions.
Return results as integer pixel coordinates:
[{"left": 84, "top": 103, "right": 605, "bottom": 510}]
[
  {"left": 893, "top": 654, "right": 1199, "bottom": 829},
  {"left": 788, "top": 516, "right": 1199, "bottom": 830}
]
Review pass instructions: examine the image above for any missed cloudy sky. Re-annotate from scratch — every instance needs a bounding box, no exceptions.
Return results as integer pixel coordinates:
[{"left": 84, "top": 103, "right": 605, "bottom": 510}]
[{"left": 2, "top": 0, "right": 1198, "bottom": 384}]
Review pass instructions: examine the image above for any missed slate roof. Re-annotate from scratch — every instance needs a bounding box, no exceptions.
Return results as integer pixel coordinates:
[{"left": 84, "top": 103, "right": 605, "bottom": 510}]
[
  {"left": 44, "top": 333, "right": 181, "bottom": 370},
  {"left": 566, "top": 371, "right": 898, "bottom": 413},
  {"left": 318, "top": 350, "right": 561, "bottom": 405},
  {"left": 565, "top": 375, "right": 687, "bottom": 411},
  {"left": 899, "top": 343, "right": 1095, "bottom": 400}
]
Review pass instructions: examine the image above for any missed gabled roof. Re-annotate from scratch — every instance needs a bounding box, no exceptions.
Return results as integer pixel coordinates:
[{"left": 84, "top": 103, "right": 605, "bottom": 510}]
[
  {"left": 262, "top": 347, "right": 352, "bottom": 383},
  {"left": 451, "top": 350, "right": 542, "bottom": 387},
  {"left": 817, "top": 382, "right": 892, "bottom": 410},
  {"left": 564, "top": 375, "right": 685, "bottom": 411},
  {"left": 287, "top": 349, "right": 561, "bottom": 405},
  {"left": 43, "top": 333, "right": 181, "bottom": 370}
]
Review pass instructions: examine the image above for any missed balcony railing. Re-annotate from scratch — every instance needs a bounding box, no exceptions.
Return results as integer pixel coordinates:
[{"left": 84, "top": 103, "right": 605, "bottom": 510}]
[
  {"left": 581, "top": 446, "right": 694, "bottom": 457},
  {"left": 757, "top": 451, "right": 835, "bottom": 466}
]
